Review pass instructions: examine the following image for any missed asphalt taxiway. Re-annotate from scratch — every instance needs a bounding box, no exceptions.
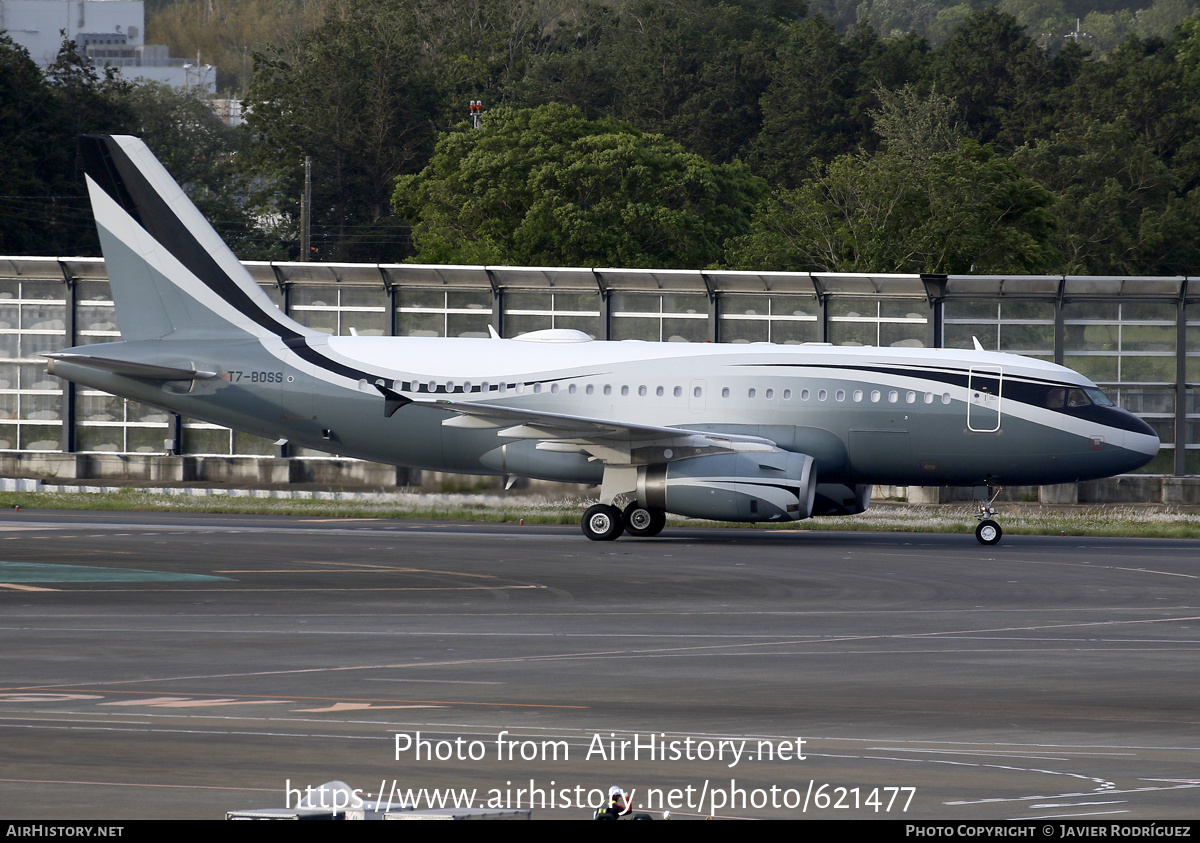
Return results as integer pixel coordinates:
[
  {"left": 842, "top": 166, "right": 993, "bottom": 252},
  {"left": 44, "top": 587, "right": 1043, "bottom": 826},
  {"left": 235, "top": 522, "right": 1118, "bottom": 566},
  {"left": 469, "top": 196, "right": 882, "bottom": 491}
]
[{"left": 1, "top": 510, "right": 1198, "bottom": 820}]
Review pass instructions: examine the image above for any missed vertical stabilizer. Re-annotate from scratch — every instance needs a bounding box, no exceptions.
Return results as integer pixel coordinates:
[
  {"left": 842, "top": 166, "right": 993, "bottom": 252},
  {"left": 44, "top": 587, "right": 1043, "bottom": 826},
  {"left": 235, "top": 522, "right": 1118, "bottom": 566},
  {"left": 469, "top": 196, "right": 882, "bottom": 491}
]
[{"left": 79, "top": 135, "right": 313, "bottom": 344}]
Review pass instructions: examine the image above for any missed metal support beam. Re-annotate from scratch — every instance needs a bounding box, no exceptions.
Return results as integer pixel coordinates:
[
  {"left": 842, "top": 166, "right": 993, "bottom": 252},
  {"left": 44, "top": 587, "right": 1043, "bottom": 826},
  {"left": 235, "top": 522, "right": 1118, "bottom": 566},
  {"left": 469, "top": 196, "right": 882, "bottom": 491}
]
[
  {"left": 57, "top": 261, "right": 76, "bottom": 453},
  {"left": 484, "top": 269, "right": 503, "bottom": 337},
  {"left": 1176, "top": 281, "right": 1188, "bottom": 477}
]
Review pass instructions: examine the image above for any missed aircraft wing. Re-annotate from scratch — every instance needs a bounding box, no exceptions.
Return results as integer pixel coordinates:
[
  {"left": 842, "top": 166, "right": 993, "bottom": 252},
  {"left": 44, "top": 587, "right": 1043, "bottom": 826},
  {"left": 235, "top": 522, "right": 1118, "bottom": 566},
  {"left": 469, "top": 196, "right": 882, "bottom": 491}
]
[{"left": 375, "top": 381, "right": 781, "bottom": 466}]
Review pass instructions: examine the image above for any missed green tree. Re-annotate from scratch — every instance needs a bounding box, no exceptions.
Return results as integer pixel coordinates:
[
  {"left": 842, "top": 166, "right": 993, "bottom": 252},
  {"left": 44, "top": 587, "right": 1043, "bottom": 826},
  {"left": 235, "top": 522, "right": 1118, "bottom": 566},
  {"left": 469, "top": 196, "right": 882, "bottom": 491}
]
[
  {"left": 0, "top": 36, "right": 62, "bottom": 254},
  {"left": 242, "top": 0, "right": 441, "bottom": 261},
  {"left": 393, "top": 104, "right": 765, "bottom": 268},
  {"left": 868, "top": 83, "right": 963, "bottom": 171},
  {"left": 727, "top": 140, "right": 1058, "bottom": 273},
  {"left": 750, "top": 20, "right": 931, "bottom": 188},
  {"left": 0, "top": 36, "right": 133, "bottom": 256},
  {"left": 1012, "top": 120, "right": 1200, "bottom": 273},
  {"left": 750, "top": 18, "right": 875, "bottom": 187},
  {"left": 927, "top": 7, "right": 1060, "bottom": 149},
  {"left": 1054, "top": 31, "right": 1200, "bottom": 181},
  {"left": 125, "top": 84, "right": 283, "bottom": 258},
  {"left": 517, "top": 0, "right": 804, "bottom": 164},
  {"left": 147, "top": 0, "right": 327, "bottom": 94}
]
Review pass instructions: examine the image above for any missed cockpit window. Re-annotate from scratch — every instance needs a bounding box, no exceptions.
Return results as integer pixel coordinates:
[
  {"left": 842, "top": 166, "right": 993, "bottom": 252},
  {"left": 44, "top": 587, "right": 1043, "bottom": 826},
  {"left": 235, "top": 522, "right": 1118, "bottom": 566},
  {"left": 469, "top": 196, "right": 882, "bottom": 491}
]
[
  {"left": 1045, "top": 387, "right": 1091, "bottom": 408},
  {"left": 1044, "top": 386, "right": 1107, "bottom": 410},
  {"left": 1041, "top": 385, "right": 1115, "bottom": 411}
]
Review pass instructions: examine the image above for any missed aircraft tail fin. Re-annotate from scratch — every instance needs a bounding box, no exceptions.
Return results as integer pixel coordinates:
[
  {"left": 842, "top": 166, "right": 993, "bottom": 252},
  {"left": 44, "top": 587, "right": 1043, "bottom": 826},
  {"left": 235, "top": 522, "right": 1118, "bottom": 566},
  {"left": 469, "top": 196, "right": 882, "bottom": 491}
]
[{"left": 79, "top": 135, "right": 311, "bottom": 344}]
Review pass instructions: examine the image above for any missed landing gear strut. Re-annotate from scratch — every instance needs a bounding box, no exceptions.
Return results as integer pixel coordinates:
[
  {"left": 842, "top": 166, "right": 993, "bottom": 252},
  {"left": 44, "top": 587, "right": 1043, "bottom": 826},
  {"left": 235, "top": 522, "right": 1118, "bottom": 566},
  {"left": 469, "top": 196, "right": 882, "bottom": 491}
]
[{"left": 973, "top": 485, "right": 1003, "bottom": 545}]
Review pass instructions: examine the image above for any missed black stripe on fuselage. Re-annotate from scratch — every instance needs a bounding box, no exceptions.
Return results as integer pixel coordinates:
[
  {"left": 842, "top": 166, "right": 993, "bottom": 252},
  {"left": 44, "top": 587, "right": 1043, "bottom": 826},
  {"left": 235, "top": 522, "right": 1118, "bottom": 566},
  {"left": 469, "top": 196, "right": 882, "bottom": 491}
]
[
  {"left": 80, "top": 135, "right": 374, "bottom": 384},
  {"left": 744, "top": 362, "right": 1152, "bottom": 435}
]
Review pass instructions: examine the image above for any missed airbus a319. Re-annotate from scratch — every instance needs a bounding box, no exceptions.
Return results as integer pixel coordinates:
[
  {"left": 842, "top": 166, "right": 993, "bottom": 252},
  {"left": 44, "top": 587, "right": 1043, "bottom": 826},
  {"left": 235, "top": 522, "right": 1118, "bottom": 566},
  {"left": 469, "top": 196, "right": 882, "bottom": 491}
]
[{"left": 46, "top": 136, "right": 1159, "bottom": 544}]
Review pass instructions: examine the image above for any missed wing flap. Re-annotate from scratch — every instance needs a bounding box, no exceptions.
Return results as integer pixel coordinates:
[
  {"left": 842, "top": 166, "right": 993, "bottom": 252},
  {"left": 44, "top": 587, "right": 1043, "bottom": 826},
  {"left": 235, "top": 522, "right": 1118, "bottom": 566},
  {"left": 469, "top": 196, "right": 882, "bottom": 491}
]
[{"left": 397, "top": 395, "right": 781, "bottom": 466}]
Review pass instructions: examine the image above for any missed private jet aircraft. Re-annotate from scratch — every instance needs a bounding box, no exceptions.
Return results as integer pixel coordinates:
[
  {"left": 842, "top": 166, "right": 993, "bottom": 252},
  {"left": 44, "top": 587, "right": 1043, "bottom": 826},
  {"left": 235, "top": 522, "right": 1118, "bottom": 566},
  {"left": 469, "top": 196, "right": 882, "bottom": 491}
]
[{"left": 46, "top": 136, "right": 1160, "bottom": 544}]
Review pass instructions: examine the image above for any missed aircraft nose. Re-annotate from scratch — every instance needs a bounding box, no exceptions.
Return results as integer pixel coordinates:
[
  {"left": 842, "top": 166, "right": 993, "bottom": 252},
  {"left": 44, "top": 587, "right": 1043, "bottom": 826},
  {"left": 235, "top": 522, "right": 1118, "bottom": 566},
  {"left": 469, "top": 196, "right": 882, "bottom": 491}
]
[
  {"left": 1124, "top": 410, "right": 1158, "bottom": 449},
  {"left": 1113, "top": 408, "right": 1160, "bottom": 471}
]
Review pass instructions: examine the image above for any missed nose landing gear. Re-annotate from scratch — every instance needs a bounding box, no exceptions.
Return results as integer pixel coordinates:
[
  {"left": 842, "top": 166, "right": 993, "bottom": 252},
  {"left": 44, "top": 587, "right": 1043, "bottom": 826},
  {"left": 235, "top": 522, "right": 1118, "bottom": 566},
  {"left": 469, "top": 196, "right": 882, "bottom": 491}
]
[{"left": 973, "top": 484, "right": 1003, "bottom": 545}]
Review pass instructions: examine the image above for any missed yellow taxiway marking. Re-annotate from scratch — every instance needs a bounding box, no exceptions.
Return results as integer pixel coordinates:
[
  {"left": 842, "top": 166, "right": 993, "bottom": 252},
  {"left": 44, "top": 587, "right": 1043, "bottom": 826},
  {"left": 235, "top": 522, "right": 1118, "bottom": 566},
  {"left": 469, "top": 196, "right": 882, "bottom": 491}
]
[
  {"left": 218, "top": 559, "right": 496, "bottom": 578},
  {"left": 99, "top": 697, "right": 290, "bottom": 708},
  {"left": 292, "top": 702, "right": 443, "bottom": 712},
  {"left": 12, "top": 686, "right": 588, "bottom": 710}
]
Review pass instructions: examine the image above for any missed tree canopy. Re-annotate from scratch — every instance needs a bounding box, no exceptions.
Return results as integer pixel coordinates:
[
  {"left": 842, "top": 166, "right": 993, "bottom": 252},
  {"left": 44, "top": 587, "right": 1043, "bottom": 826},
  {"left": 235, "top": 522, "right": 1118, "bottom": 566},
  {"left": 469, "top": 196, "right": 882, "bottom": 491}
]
[
  {"left": 727, "top": 139, "right": 1059, "bottom": 273},
  {"left": 393, "top": 104, "right": 765, "bottom": 268},
  {"left": 8, "top": 1, "right": 1200, "bottom": 274}
]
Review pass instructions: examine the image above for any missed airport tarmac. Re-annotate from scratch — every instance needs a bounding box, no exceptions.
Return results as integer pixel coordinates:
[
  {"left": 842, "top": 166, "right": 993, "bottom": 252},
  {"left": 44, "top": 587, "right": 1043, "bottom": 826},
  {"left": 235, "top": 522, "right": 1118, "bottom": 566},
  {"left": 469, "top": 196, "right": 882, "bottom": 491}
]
[{"left": 0, "top": 509, "right": 1198, "bottom": 820}]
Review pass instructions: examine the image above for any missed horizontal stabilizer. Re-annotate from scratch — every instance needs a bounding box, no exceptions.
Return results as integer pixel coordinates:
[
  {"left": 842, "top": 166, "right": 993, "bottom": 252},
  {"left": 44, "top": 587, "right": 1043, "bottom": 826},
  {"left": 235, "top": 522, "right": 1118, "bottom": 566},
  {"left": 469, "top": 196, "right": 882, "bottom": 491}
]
[{"left": 44, "top": 352, "right": 217, "bottom": 381}]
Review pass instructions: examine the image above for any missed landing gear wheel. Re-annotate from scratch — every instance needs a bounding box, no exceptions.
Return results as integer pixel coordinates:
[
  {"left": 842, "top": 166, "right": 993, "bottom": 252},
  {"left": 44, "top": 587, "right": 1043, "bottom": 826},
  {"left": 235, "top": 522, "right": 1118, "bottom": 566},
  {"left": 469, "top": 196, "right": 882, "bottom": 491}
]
[
  {"left": 975, "top": 519, "right": 1002, "bottom": 545},
  {"left": 623, "top": 503, "right": 666, "bottom": 538},
  {"left": 582, "top": 504, "right": 624, "bottom": 541}
]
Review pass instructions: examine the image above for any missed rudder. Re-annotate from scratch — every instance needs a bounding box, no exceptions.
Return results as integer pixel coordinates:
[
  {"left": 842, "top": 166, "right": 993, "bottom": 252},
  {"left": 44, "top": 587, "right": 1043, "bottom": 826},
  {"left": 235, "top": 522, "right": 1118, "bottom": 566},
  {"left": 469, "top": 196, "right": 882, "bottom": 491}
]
[{"left": 79, "top": 135, "right": 311, "bottom": 344}]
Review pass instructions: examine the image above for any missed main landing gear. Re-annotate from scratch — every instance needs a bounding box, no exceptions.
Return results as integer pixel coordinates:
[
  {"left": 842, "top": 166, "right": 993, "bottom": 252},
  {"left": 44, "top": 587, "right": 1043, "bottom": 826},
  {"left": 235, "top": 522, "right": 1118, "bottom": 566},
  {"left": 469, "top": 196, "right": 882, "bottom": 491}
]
[
  {"left": 580, "top": 502, "right": 667, "bottom": 541},
  {"left": 622, "top": 502, "right": 666, "bottom": 538},
  {"left": 582, "top": 504, "right": 623, "bottom": 541},
  {"left": 973, "top": 484, "right": 1003, "bottom": 545}
]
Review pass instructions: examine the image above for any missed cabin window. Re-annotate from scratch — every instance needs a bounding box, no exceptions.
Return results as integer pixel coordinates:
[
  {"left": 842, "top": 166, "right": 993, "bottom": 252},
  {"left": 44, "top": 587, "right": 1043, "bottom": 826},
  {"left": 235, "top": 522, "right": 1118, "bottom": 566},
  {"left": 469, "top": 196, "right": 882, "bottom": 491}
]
[
  {"left": 585, "top": 384, "right": 594, "bottom": 395},
  {"left": 870, "top": 390, "right": 881, "bottom": 402},
  {"left": 638, "top": 385, "right": 647, "bottom": 397},
  {"left": 766, "top": 388, "right": 775, "bottom": 399},
  {"left": 853, "top": 390, "right": 863, "bottom": 402},
  {"left": 621, "top": 385, "right": 629, "bottom": 396},
  {"left": 748, "top": 388, "right": 757, "bottom": 399},
  {"left": 603, "top": 385, "right": 612, "bottom": 396},
  {"left": 942, "top": 393, "right": 951, "bottom": 404},
  {"left": 818, "top": 389, "right": 827, "bottom": 401},
  {"left": 657, "top": 386, "right": 664, "bottom": 397},
  {"left": 674, "top": 386, "right": 683, "bottom": 398},
  {"left": 721, "top": 387, "right": 730, "bottom": 398},
  {"left": 783, "top": 389, "right": 791, "bottom": 400},
  {"left": 835, "top": 389, "right": 845, "bottom": 401}
]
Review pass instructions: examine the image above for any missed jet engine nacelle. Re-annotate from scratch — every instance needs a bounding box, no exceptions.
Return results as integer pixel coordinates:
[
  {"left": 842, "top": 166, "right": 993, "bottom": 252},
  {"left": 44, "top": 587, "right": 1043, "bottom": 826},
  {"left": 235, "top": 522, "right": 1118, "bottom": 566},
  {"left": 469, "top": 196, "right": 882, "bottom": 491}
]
[{"left": 637, "top": 452, "right": 817, "bottom": 522}]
